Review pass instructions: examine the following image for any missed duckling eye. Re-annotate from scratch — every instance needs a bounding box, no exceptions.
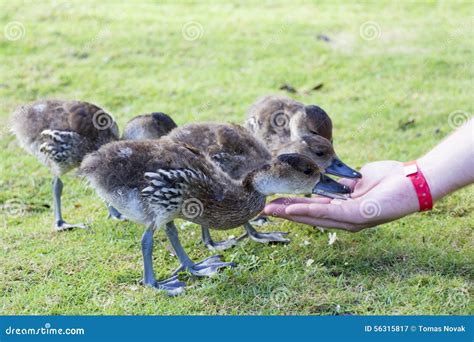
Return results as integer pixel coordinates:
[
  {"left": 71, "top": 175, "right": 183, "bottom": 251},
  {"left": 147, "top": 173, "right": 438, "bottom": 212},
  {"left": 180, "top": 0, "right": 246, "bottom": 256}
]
[
  {"left": 315, "top": 151, "right": 325, "bottom": 157},
  {"left": 304, "top": 168, "right": 313, "bottom": 175}
]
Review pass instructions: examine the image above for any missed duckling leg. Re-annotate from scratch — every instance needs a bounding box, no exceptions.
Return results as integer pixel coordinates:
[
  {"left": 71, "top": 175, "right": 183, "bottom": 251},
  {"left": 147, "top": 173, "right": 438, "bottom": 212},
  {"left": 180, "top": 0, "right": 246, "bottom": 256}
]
[
  {"left": 249, "top": 215, "right": 272, "bottom": 226},
  {"left": 166, "top": 222, "right": 235, "bottom": 277},
  {"left": 52, "top": 176, "right": 87, "bottom": 231},
  {"left": 141, "top": 226, "right": 186, "bottom": 296},
  {"left": 242, "top": 222, "right": 290, "bottom": 244},
  {"left": 201, "top": 226, "right": 238, "bottom": 251},
  {"left": 107, "top": 205, "right": 127, "bottom": 221}
]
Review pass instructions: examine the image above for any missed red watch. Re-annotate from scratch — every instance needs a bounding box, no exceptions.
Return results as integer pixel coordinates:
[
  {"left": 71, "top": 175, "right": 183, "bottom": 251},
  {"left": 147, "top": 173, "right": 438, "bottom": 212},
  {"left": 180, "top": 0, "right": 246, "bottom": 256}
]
[{"left": 403, "top": 161, "right": 433, "bottom": 211}]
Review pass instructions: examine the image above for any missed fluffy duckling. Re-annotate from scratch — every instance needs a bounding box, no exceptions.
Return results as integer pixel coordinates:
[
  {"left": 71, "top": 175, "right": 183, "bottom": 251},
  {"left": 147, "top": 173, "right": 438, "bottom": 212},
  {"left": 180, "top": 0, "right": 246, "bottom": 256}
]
[
  {"left": 10, "top": 100, "right": 119, "bottom": 230},
  {"left": 79, "top": 137, "right": 347, "bottom": 295},
  {"left": 104, "top": 111, "right": 178, "bottom": 221},
  {"left": 245, "top": 95, "right": 361, "bottom": 179},
  {"left": 167, "top": 123, "right": 351, "bottom": 250},
  {"left": 246, "top": 95, "right": 332, "bottom": 148},
  {"left": 122, "top": 112, "right": 177, "bottom": 140},
  {"left": 167, "top": 123, "right": 282, "bottom": 249},
  {"left": 167, "top": 123, "right": 271, "bottom": 180},
  {"left": 278, "top": 134, "right": 361, "bottom": 182}
]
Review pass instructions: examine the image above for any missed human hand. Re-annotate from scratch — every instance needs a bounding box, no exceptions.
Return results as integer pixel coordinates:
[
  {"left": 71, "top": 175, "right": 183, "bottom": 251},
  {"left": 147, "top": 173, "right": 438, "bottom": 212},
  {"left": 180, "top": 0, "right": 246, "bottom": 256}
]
[{"left": 263, "top": 161, "right": 420, "bottom": 232}]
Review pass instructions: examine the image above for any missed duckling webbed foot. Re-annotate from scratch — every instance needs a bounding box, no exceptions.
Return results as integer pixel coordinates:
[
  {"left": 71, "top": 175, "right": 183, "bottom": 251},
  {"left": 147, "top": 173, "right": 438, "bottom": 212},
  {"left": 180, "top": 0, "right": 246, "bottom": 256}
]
[
  {"left": 242, "top": 223, "right": 290, "bottom": 244},
  {"left": 107, "top": 205, "right": 127, "bottom": 221},
  {"left": 173, "top": 255, "right": 235, "bottom": 277},
  {"left": 55, "top": 220, "right": 88, "bottom": 231},
  {"left": 201, "top": 226, "right": 238, "bottom": 251},
  {"left": 166, "top": 222, "right": 234, "bottom": 277},
  {"left": 141, "top": 275, "right": 186, "bottom": 297}
]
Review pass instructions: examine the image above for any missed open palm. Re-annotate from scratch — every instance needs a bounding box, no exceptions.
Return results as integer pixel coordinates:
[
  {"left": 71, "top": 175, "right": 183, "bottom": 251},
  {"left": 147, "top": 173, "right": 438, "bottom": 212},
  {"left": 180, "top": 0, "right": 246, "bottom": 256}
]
[{"left": 264, "top": 161, "right": 420, "bottom": 232}]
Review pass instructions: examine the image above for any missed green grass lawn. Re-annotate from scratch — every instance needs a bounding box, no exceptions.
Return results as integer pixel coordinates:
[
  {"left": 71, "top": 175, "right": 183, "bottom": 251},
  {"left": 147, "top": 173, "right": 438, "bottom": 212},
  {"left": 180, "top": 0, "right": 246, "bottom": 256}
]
[{"left": 0, "top": 1, "right": 472, "bottom": 315}]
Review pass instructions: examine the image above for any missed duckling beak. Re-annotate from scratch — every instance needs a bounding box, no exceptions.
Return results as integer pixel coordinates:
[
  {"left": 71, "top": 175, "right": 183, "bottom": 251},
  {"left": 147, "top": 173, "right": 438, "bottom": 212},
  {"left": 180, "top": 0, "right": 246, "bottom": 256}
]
[
  {"left": 312, "top": 174, "right": 351, "bottom": 199},
  {"left": 325, "top": 157, "right": 362, "bottom": 179}
]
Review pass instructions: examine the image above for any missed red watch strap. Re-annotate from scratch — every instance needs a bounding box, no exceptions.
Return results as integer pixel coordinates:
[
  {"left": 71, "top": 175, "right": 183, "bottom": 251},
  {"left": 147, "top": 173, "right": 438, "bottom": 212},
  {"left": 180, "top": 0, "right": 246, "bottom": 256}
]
[{"left": 403, "top": 161, "right": 433, "bottom": 211}]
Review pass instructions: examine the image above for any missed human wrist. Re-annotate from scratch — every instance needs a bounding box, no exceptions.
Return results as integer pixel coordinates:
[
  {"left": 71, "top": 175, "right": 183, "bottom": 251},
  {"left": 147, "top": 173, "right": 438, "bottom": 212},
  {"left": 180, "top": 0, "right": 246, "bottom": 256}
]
[
  {"left": 403, "top": 160, "right": 434, "bottom": 211},
  {"left": 416, "top": 156, "right": 444, "bottom": 203}
]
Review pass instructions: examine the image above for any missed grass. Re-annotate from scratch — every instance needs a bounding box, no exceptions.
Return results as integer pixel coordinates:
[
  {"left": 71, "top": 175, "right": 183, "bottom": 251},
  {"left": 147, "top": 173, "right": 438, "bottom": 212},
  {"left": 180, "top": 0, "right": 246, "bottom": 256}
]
[{"left": 0, "top": 1, "right": 472, "bottom": 315}]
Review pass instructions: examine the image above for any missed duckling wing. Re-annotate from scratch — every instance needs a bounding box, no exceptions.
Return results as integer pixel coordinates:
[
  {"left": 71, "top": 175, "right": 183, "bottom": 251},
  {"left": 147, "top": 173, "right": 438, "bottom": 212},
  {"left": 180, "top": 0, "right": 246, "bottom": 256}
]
[
  {"left": 39, "top": 129, "right": 93, "bottom": 173},
  {"left": 141, "top": 170, "right": 187, "bottom": 215},
  {"left": 141, "top": 167, "right": 224, "bottom": 219}
]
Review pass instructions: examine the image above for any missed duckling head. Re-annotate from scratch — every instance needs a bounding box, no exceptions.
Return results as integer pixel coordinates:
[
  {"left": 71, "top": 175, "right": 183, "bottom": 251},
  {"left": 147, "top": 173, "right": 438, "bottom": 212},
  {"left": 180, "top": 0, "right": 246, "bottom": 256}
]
[
  {"left": 122, "top": 112, "right": 177, "bottom": 140},
  {"left": 283, "top": 135, "right": 362, "bottom": 179},
  {"left": 289, "top": 105, "right": 333, "bottom": 141},
  {"left": 249, "top": 153, "right": 349, "bottom": 197}
]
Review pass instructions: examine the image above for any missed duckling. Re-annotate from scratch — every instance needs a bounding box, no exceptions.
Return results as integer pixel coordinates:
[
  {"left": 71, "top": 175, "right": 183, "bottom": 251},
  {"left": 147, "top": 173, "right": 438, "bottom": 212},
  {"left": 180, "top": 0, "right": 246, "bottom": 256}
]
[
  {"left": 278, "top": 134, "right": 361, "bottom": 182},
  {"left": 79, "top": 137, "right": 347, "bottom": 295},
  {"left": 10, "top": 100, "right": 119, "bottom": 231},
  {"left": 245, "top": 95, "right": 361, "bottom": 179},
  {"left": 166, "top": 123, "right": 352, "bottom": 250},
  {"left": 122, "top": 112, "right": 177, "bottom": 140},
  {"left": 246, "top": 95, "right": 331, "bottom": 148},
  {"left": 167, "top": 123, "right": 282, "bottom": 249},
  {"left": 167, "top": 123, "right": 271, "bottom": 180},
  {"left": 102, "top": 112, "right": 179, "bottom": 222}
]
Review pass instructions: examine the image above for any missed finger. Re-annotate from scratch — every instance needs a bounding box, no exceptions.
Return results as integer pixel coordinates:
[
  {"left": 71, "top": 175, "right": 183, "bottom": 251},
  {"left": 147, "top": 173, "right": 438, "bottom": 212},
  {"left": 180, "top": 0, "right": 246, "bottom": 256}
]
[
  {"left": 266, "top": 197, "right": 291, "bottom": 205},
  {"left": 283, "top": 215, "right": 361, "bottom": 231},
  {"left": 284, "top": 203, "right": 330, "bottom": 217},
  {"left": 305, "top": 196, "right": 334, "bottom": 204},
  {"left": 337, "top": 178, "right": 359, "bottom": 191},
  {"left": 264, "top": 203, "right": 290, "bottom": 217},
  {"left": 264, "top": 197, "right": 332, "bottom": 216},
  {"left": 284, "top": 201, "right": 357, "bottom": 222},
  {"left": 263, "top": 206, "right": 364, "bottom": 232}
]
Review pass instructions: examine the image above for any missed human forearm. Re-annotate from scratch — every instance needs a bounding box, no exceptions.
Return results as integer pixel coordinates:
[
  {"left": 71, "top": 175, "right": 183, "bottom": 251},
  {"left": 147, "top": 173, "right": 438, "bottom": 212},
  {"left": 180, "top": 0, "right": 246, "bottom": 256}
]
[{"left": 417, "top": 118, "right": 474, "bottom": 202}]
